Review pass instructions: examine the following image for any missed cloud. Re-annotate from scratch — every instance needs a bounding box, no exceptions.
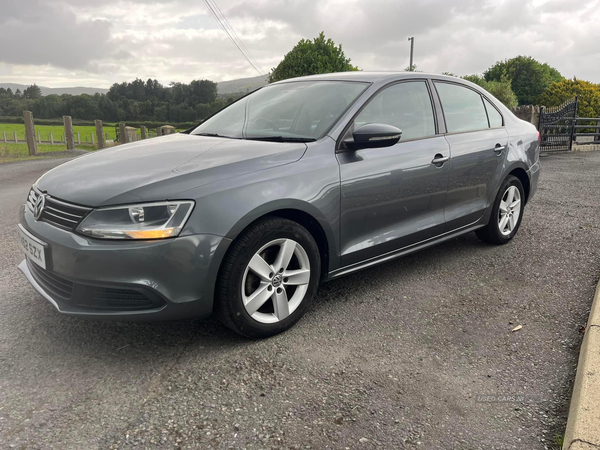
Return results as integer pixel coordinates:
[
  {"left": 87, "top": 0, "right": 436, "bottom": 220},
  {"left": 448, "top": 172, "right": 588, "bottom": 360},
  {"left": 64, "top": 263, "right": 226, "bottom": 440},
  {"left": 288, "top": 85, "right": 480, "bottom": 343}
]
[
  {"left": 0, "top": 0, "right": 598, "bottom": 87},
  {"left": 0, "top": 0, "right": 115, "bottom": 70}
]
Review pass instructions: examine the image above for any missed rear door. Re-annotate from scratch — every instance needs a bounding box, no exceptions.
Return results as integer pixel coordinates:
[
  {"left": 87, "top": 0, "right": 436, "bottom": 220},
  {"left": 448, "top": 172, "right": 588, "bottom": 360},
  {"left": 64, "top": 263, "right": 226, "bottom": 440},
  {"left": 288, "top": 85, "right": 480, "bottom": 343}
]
[
  {"left": 433, "top": 81, "right": 509, "bottom": 230},
  {"left": 337, "top": 80, "right": 450, "bottom": 267}
]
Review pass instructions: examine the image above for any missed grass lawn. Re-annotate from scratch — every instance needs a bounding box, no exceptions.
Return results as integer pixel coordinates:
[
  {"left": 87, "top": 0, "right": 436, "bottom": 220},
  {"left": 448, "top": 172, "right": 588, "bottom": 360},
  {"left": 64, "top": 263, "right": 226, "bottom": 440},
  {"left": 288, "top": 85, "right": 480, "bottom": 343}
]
[
  {"left": 0, "top": 142, "right": 96, "bottom": 163},
  {"left": 0, "top": 123, "right": 136, "bottom": 143},
  {"left": 0, "top": 123, "right": 184, "bottom": 143}
]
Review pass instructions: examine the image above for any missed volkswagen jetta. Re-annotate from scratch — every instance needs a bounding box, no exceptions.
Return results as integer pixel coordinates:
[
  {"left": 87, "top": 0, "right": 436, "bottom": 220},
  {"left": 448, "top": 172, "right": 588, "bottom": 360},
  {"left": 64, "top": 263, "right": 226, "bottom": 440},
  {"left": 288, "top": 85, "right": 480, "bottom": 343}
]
[{"left": 17, "top": 72, "right": 540, "bottom": 338}]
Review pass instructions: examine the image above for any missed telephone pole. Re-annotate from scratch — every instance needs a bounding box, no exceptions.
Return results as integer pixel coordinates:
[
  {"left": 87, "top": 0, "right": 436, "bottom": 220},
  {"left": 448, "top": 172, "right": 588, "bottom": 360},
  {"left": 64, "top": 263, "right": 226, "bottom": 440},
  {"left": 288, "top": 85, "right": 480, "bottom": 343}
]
[{"left": 408, "top": 37, "right": 414, "bottom": 71}]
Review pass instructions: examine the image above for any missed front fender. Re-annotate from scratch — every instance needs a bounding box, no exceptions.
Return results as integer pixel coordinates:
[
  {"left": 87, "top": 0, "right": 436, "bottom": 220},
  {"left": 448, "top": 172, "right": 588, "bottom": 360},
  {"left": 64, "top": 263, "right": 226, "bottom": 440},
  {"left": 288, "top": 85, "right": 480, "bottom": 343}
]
[{"left": 174, "top": 140, "right": 342, "bottom": 272}]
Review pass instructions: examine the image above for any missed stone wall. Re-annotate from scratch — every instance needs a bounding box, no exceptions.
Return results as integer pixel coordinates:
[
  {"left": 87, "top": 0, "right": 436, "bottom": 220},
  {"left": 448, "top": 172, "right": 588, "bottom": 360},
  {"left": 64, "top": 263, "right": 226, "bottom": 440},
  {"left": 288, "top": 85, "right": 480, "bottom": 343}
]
[{"left": 512, "top": 105, "right": 541, "bottom": 129}]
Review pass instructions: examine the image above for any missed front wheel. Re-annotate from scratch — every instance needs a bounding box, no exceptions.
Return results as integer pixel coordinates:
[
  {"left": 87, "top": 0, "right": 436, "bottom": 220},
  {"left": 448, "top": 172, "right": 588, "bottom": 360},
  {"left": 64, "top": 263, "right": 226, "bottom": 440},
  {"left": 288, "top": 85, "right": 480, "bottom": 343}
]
[
  {"left": 215, "top": 217, "right": 321, "bottom": 338},
  {"left": 476, "top": 175, "right": 525, "bottom": 245}
]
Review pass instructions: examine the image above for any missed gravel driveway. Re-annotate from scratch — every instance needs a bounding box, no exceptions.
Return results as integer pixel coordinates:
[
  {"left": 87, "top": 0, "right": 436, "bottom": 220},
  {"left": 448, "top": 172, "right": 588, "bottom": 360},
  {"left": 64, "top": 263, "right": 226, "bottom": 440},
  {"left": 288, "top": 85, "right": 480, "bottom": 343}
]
[{"left": 1, "top": 152, "right": 599, "bottom": 449}]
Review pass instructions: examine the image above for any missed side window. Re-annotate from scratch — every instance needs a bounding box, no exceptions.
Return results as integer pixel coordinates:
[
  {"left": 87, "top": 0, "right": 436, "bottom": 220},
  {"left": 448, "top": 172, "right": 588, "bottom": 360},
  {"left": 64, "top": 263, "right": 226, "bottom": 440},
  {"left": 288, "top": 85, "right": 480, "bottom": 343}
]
[
  {"left": 483, "top": 97, "right": 503, "bottom": 128},
  {"left": 435, "top": 82, "right": 489, "bottom": 133},
  {"left": 354, "top": 81, "right": 435, "bottom": 141}
]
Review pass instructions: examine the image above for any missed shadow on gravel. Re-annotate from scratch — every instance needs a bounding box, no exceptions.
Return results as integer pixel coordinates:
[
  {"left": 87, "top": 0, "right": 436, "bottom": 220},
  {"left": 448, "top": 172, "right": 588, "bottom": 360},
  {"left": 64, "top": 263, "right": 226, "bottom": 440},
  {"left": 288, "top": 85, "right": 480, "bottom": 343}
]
[{"left": 16, "top": 231, "right": 489, "bottom": 365}]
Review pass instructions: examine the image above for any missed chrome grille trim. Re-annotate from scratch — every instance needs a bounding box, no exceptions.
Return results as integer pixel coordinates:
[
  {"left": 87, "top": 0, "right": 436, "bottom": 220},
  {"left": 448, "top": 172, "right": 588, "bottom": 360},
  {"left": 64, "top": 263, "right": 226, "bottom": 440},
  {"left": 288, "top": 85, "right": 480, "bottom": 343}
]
[
  {"left": 43, "top": 210, "right": 79, "bottom": 224},
  {"left": 25, "top": 185, "right": 92, "bottom": 231}
]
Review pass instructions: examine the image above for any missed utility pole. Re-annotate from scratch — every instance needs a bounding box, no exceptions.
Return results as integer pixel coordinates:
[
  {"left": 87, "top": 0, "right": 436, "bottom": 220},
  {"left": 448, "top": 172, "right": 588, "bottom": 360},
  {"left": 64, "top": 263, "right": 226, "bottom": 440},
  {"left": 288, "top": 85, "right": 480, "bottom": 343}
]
[{"left": 408, "top": 37, "right": 414, "bottom": 71}]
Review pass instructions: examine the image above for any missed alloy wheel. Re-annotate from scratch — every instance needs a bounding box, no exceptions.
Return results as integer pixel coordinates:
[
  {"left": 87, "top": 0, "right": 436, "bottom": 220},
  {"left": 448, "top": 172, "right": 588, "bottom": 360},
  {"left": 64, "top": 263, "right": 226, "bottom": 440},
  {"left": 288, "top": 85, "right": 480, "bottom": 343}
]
[
  {"left": 498, "top": 185, "right": 521, "bottom": 236},
  {"left": 241, "top": 238, "right": 311, "bottom": 324}
]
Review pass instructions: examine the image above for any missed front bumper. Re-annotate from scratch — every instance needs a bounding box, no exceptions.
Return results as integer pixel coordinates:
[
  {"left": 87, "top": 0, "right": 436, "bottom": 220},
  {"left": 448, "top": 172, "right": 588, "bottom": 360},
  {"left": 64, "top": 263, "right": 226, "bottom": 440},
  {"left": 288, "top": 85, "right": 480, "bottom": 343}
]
[{"left": 18, "top": 204, "right": 231, "bottom": 320}]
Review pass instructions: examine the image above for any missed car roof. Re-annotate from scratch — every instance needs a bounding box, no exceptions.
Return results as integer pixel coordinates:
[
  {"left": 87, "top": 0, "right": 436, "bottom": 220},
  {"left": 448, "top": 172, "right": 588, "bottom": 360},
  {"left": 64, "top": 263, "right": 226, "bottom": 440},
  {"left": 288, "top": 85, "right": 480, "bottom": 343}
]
[{"left": 270, "top": 71, "right": 463, "bottom": 85}]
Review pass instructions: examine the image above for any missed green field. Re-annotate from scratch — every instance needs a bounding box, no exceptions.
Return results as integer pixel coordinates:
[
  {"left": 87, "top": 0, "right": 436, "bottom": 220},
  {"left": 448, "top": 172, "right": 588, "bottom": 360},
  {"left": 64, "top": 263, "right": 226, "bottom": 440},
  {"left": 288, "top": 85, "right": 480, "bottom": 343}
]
[
  {"left": 0, "top": 123, "right": 185, "bottom": 143},
  {"left": 0, "top": 123, "right": 135, "bottom": 143},
  {"left": 0, "top": 142, "right": 96, "bottom": 163}
]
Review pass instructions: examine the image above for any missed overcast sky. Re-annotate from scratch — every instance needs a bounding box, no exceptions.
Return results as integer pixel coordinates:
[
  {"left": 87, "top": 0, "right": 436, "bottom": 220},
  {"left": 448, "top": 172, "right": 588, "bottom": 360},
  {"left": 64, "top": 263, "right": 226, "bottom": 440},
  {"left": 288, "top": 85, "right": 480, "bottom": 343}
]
[{"left": 0, "top": 0, "right": 599, "bottom": 88}]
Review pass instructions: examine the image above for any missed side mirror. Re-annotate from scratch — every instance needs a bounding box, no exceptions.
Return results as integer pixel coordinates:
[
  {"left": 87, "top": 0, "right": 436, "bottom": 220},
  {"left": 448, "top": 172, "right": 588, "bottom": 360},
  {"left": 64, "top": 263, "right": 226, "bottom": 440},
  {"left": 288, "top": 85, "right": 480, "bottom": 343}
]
[{"left": 343, "top": 123, "right": 402, "bottom": 151}]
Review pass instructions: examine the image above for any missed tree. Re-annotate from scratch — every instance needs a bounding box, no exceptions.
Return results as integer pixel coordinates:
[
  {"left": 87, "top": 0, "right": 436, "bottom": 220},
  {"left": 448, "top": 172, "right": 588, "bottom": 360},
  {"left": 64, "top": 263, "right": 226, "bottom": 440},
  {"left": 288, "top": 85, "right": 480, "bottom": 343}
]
[
  {"left": 23, "top": 84, "right": 42, "bottom": 99},
  {"left": 484, "top": 56, "right": 563, "bottom": 105},
  {"left": 537, "top": 78, "right": 600, "bottom": 119},
  {"left": 268, "top": 32, "right": 358, "bottom": 83},
  {"left": 404, "top": 64, "right": 420, "bottom": 72},
  {"left": 463, "top": 75, "right": 518, "bottom": 109}
]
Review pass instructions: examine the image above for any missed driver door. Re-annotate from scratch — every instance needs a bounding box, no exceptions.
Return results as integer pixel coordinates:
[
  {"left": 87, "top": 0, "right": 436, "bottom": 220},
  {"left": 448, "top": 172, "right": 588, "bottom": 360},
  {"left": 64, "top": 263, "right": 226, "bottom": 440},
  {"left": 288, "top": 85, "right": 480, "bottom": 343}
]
[{"left": 337, "top": 80, "right": 450, "bottom": 267}]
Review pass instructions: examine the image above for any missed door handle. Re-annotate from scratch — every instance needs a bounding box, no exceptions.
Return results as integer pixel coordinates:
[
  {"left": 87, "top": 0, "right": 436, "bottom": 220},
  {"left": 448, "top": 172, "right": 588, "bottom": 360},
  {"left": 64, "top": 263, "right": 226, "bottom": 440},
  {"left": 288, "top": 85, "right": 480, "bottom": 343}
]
[
  {"left": 494, "top": 144, "right": 506, "bottom": 153},
  {"left": 432, "top": 154, "right": 449, "bottom": 165}
]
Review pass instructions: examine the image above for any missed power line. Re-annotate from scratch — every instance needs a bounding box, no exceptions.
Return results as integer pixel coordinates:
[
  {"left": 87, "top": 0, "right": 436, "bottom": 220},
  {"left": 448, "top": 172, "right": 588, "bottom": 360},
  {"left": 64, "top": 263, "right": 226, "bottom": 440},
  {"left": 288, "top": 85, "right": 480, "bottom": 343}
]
[
  {"left": 203, "top": 0, "right": 267, "bottom": 80},
  {"left": 207, "top": 0, "right": 266, "bottom": 76}
]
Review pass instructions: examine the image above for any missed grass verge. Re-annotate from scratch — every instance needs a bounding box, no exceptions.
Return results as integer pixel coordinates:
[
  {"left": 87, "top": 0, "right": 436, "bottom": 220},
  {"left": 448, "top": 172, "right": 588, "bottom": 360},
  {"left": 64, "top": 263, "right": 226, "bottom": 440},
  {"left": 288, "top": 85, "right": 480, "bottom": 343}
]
[{"left": 0, "top": 143, "right": 95, "bottom": 164}]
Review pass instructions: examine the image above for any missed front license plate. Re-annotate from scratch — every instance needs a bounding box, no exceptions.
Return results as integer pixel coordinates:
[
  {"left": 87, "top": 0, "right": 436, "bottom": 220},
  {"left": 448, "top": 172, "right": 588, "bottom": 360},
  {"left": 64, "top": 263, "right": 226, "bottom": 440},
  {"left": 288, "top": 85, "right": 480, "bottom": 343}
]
[{"left": 17, "top": 225, "right": 47, "bottom": 269}]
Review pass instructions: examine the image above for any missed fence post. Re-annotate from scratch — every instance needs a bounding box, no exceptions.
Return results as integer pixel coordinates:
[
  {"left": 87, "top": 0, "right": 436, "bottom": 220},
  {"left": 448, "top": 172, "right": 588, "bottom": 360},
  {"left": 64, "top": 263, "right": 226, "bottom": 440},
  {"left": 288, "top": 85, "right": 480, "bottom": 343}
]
[
  {"left": 95, "top": 120, "right": 104, "bottom": 149},
  {"left": 23, "top": 111, "right": 38, "bottom": 156},
  {"left": 91, "top": 132, "right": 95, "bottom": 145},
  {"left": 63, "top": 115, "right": 75, "bottom": 150},
  {"left": 77, "top": 132, "right": 81, "bottom": 145},
  {"left": 105, "top": 132, "right": 108, "bottom": 141},
  {"left": 118, "top": 122, "right": 128, "bottom": 144},
  {"left": 37, "top": 131, "right": 41, "bottom": 144},
  {"left": 50, "top": 132, "right": 54, "bottom": 145},
  {"left": 140, "top": 125, "right": 147, "bottom": 140},
  {"left": 14, "top": 130, "right": 18, "bottom": 143},
  {"left": 3, "top": 131, "right": 7, "bottom": 143}
]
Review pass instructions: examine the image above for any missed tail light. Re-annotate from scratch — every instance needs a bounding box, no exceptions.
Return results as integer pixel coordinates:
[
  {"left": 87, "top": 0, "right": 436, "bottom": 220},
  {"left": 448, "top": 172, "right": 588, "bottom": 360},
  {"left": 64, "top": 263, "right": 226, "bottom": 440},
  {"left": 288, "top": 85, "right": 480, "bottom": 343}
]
[{"left": 537, "top": 131, "right": 541, "bottom": 144}]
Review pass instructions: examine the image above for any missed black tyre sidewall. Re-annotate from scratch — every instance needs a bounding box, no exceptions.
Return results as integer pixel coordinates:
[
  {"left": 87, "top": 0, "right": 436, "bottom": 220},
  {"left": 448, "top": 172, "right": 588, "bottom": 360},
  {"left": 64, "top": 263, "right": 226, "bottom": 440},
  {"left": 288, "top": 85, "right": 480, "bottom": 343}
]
[{"left": 217, "top": 218, "right": 321, "bottom": 338}]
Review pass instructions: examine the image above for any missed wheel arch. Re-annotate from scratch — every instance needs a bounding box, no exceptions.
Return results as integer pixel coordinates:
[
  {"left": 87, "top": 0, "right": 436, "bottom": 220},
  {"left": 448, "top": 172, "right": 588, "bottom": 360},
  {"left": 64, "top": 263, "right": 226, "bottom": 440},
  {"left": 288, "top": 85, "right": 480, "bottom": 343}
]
[
  {"left": 223, "top": 200, "right": 338, "bottom": 280},
  {"left": 507, "top": 166, "right": 531, "bottom": 204}
]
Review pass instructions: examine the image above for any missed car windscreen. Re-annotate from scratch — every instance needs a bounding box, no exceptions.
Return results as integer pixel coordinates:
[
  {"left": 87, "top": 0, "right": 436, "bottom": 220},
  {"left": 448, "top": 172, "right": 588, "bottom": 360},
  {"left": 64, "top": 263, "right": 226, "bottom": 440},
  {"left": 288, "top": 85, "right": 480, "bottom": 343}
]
[{"left": 191, "top": 81, "right": 368, "bottom": 141}]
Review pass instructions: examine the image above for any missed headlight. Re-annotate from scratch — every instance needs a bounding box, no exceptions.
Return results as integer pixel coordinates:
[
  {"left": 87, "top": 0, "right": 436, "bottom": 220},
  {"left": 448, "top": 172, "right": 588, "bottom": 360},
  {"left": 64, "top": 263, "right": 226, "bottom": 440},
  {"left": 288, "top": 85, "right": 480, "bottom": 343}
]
[{"left": 77, "top": 201, "right": 194, "bottom": 240}]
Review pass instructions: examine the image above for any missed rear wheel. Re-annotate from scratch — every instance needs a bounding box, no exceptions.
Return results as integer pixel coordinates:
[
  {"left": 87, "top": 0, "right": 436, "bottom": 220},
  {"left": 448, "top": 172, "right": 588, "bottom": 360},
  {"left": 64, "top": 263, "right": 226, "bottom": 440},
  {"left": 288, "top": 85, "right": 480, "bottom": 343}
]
[
  {"left": 476, "top": 175, "right": 525, "bottom": 245},
  {"left": 215, "top": 217, "right": 320, "bottom": 338}
]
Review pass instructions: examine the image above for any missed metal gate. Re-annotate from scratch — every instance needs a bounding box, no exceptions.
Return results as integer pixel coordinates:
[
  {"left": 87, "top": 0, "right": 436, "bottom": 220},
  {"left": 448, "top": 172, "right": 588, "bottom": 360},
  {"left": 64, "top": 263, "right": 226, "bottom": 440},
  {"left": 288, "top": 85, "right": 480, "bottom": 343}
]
[{"left": 539, "top": 97, "right": 578, "bottom": 152}]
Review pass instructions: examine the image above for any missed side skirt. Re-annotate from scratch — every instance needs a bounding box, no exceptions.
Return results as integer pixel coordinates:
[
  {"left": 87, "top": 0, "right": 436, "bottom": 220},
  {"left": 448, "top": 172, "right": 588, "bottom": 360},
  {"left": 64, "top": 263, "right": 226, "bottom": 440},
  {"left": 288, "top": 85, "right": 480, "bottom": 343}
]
[{"left": 326, "top": 222, "right": 485, "bottom": 280}]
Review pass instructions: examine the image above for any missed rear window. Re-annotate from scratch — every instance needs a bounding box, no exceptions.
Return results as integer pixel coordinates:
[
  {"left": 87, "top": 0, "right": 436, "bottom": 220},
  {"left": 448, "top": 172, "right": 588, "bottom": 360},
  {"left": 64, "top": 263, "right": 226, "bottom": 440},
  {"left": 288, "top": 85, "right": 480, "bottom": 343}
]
[
  {"left": 484, "top": 97, "right": 503, "bottom": 128},
  {"left": 435, "top": 82, "right": 489, "bottom": 133}
]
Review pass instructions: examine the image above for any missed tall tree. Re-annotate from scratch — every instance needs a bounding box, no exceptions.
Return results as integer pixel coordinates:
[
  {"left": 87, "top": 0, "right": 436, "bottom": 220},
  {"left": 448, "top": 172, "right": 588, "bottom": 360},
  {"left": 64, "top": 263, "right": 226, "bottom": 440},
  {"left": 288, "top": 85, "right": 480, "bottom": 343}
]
[
  {"left": 23, "top": 84, "right": 42, "bottom": 99},
  {"left": 268, "top": 32, "right": 358, "bottom": 83},
  {"left": 484, "top": 56, "right": 563, "bottom": 105}
]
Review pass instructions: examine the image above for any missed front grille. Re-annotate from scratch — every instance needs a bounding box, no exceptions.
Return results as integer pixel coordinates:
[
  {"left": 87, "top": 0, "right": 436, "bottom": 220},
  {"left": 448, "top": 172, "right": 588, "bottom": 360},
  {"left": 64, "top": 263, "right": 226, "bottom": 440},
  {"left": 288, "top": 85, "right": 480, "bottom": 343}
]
[
  {"left": 27, "top": 258, "right": 74, "bottom": 300},
  {"left": 27, "top": 185, "right": 91, "bottom": 231}
]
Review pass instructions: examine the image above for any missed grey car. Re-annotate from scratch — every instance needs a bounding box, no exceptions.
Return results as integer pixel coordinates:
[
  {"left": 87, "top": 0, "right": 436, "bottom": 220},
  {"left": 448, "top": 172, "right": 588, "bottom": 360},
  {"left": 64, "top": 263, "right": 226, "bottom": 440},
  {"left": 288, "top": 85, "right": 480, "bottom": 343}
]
[{"left": 17, "top": 72, "right": 540, "bottom": 338}]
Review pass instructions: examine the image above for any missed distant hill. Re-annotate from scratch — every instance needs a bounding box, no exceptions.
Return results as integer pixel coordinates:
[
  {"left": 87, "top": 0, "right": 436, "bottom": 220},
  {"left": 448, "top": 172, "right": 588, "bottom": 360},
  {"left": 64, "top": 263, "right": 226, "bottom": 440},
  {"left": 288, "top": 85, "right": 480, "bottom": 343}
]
[
  {"left": 0, "top": 75, "right": 268, "bottom": 97},
  {"left": 0, "top": 83, "right": 109, "bottom": 96},
  {"left": 217, "top": 75, "right": 268, "bottom": 95}
]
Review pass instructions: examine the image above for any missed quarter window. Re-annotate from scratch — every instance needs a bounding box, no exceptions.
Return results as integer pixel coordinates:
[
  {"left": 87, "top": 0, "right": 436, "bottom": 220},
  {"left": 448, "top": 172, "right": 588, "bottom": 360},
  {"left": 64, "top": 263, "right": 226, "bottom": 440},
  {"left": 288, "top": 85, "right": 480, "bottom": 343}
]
[
  {"left": 435, "top": 82, "right": 489, "bottom": 133},
  {"left": 354, "top": 81, "right": 436, "bottom": 141},
  {"left": 484, "top": 97, "right": 503, "bottom": 128}
]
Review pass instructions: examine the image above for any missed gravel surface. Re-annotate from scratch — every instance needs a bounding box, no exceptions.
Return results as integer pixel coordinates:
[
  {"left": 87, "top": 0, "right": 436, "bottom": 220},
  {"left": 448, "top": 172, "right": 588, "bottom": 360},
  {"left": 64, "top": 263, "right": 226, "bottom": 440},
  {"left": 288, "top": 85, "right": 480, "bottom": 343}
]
[{"left": 0, "top": 153, "right": 599, "bottom": 449}]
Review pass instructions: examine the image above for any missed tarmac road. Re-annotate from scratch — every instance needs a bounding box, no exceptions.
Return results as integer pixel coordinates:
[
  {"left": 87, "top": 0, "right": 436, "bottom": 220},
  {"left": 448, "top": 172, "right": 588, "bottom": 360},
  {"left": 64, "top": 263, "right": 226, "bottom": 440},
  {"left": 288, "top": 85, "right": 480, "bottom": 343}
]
[{"left": 1, "top": 153, "right": 599, "bottom": 449}]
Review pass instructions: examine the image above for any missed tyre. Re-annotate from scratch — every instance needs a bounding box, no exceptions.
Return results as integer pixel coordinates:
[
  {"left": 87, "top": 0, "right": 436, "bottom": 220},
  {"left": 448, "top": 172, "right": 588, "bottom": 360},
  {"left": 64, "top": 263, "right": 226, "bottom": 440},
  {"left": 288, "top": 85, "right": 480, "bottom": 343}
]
[
  {"left": 215, "top": 217, "right": 321, "bottom": 338},
  {"left": 476, "top": 175, "right": 525, "bottom": 245}
]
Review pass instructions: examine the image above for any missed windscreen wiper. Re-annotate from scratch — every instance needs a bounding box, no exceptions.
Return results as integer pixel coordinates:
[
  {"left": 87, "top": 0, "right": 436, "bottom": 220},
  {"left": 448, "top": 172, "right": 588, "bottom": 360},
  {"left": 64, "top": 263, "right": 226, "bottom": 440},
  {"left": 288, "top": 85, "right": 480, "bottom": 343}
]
[
  {"left": 196, "top": 133, "right": 233, "bottom": 138},
  {"left": 245, "top": 136, "right": 317, "bottom": 142}
]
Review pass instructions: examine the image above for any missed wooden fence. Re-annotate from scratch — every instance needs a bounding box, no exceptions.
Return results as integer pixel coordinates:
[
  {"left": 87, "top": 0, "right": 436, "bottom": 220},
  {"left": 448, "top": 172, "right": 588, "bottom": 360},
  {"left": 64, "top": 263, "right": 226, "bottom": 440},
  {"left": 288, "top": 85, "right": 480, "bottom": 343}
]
[{"left": 15, "top": 111, "right": 176, "bottom": 156}]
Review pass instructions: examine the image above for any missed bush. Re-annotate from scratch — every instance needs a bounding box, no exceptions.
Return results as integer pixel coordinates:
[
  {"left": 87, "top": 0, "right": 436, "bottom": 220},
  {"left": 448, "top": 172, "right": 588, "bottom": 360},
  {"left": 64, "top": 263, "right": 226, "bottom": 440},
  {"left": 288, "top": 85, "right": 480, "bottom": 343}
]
[
  {"left": 462, "top": 75, "right": 518, "bottom": 109},
  {"left": 537, "top": 78, "right": 600, "bottom": 118},
  {"left": 269, "top": 32, "right": 358, "bottom": 83}
]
